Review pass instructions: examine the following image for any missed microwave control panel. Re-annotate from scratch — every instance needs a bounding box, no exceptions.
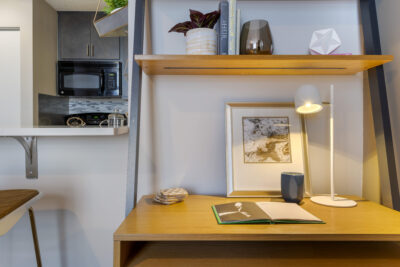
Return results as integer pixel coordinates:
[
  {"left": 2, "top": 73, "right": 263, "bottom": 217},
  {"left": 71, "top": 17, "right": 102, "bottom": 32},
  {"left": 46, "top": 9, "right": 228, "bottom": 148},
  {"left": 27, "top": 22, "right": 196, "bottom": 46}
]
[{"left": 106, "top": 72, "right": 117, "bottom": 90}]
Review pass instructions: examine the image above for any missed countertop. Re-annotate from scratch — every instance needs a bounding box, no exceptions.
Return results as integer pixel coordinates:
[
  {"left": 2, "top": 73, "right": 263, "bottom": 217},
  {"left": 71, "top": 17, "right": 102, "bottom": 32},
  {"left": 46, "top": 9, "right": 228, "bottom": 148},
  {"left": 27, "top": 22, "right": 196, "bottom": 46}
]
[{"left": 0, "top": 126, "right": 129, "bottom": 136}]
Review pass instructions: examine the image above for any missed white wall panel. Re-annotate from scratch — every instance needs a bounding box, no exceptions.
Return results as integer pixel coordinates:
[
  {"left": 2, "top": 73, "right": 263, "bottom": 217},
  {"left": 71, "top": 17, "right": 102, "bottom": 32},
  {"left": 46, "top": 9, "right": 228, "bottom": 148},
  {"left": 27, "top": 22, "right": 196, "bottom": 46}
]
[{"left": 0, "top": 30, "right": 21, "bottom": 127}]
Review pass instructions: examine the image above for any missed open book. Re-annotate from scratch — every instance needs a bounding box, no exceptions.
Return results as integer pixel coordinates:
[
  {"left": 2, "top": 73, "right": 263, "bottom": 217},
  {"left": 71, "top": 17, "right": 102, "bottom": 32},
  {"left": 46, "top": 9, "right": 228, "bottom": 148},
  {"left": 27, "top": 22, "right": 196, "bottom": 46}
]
[{"left": 212, "top": 202, "right": 324, "bottom": 224}]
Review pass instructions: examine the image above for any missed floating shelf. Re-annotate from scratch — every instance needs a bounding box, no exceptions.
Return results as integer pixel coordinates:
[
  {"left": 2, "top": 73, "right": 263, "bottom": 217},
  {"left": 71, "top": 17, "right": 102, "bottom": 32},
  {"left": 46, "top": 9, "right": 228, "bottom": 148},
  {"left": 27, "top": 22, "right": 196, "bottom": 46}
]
[
  {"left": 135, "top": 55, "right": 393, "bottom": 75},
  {"left": 94, "top": 5, "right": 128, "bottom": 37}
]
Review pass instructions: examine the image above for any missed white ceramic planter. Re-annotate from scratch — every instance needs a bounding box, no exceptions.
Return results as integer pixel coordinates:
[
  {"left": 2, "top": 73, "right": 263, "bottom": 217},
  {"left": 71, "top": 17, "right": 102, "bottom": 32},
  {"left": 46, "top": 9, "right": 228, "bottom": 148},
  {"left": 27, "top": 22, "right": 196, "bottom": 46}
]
[{"left": 186, "top": 28, "right": 217, "bottom": 55}]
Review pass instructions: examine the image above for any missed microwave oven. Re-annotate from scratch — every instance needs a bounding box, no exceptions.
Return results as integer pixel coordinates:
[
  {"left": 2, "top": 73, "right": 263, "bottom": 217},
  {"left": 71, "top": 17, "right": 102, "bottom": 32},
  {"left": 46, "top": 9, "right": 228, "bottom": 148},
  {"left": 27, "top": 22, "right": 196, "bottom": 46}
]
[{"left": 57, "top": 61, "right": 122, "bottom": 97}]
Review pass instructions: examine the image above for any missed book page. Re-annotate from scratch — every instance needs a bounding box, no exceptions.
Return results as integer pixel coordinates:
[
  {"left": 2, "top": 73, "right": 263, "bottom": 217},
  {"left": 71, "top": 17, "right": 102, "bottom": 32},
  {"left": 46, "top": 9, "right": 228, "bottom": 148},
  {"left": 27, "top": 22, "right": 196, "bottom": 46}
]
[
  {"left": 255, "top": 202, "right": 322, "bottom": 222},
  {"left": 213, "top": 202, "right": 270, "bottom": 223}
]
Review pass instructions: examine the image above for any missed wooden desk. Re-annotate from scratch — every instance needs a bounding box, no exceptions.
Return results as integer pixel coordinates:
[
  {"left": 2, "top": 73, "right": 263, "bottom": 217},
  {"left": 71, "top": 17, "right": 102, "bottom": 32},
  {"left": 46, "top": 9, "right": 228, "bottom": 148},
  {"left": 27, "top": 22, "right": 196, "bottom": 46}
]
[{"left": 114, "top": 195, "right": 400, "bottom": 267}]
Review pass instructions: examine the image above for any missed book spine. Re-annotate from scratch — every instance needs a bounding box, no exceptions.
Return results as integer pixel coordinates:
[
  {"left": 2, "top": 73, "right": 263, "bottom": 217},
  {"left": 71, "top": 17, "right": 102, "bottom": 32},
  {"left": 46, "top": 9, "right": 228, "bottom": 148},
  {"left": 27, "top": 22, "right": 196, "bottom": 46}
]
[
  {"left": 216, "top": 19, "right": 220, "bottom": 54},
  {"left": 235, "top": 9, "right": 241, "bottom": 55},
  {"left": 219, "top": 1, "right": 229, "bottom": 55},
  {"left": 228, "top": 0, "right": 236, "bottom": 55}
]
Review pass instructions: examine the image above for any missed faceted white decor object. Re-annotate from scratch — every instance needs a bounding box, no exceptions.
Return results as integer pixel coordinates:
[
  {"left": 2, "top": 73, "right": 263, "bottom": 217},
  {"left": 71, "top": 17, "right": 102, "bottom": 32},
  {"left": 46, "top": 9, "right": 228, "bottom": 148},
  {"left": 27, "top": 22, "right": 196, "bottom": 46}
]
[{"left": 309, "top": 28, "right": 341, "bottom": 55}]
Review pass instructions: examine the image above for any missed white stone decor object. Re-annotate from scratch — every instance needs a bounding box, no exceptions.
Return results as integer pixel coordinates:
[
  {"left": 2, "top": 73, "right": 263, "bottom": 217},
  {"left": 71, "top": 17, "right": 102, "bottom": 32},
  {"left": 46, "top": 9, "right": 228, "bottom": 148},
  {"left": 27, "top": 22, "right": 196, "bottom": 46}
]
[
  {"left": 153, "top": 188, "right": 189, "bottom": 205},
  {"left": 186, "top": 28, "right": 217, "bottom": 55},
  {"left": 309, "top": 28, "right": 342, "bottom": 55}
]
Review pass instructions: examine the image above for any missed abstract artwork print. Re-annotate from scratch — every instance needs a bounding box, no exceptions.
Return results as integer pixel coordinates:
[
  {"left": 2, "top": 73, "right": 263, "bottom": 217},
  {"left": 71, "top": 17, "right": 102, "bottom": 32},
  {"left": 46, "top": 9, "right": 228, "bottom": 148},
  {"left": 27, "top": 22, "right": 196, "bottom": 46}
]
[{"left": 242, "top": 117, "right": 291, "bottom": 163}]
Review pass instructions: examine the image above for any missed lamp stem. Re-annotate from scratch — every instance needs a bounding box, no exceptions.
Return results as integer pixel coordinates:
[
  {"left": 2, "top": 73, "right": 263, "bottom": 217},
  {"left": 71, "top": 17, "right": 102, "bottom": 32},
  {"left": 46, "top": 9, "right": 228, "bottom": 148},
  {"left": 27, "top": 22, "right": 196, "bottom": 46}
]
[{"left": 330, "top": 84, "right": 335, "bottom": 201}]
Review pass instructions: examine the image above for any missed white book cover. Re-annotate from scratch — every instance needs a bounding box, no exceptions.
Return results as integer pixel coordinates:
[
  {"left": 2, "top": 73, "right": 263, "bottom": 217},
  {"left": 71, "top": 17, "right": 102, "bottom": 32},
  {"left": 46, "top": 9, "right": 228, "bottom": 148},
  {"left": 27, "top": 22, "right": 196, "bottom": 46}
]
[
  {"left": 228, "top": 0, "right": 237, "bottom": 55},
  {"left": 236, "top": 9, "right": 241, "bottom": 55}
]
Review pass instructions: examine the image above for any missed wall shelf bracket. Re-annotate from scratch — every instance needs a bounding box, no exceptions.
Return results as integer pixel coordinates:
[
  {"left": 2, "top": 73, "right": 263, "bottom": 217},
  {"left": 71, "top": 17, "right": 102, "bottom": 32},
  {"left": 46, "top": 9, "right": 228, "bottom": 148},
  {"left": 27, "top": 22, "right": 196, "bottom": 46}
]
[{"left": 10, "top": 136, "right": 38, "bottom": 179}]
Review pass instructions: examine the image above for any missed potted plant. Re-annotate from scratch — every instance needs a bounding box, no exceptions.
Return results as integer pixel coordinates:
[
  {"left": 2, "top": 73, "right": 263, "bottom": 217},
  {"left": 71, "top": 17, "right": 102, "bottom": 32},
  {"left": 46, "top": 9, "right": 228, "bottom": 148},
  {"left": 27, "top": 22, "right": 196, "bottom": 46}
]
[
  {"left": 103, "top": 0, "right": 128, "bottom": 14},
  {"left": 169, "top": 9, "right": 220, "bottom": 55}
]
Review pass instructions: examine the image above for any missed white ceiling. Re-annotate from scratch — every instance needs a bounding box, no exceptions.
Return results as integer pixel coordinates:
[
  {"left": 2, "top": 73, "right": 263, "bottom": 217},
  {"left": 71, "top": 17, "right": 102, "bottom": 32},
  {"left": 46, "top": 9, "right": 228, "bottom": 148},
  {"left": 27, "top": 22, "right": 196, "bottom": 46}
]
[{"left": 45, "top": 0, "right": 106, "bottom": 11}]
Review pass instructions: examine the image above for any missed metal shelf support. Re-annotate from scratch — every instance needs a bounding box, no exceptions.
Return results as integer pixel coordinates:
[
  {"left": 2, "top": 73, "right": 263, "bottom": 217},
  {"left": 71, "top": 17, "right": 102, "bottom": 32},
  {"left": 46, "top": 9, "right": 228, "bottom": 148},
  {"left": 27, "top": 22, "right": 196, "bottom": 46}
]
[
  {"left": 360, "top": 0, "right": 400, "bottom": 210},
  {"left": 10, "top": 136, "right": 38, "bottom": 179},
  {"left": 126, "top": 0, "right": 146, "bottom": 216}
]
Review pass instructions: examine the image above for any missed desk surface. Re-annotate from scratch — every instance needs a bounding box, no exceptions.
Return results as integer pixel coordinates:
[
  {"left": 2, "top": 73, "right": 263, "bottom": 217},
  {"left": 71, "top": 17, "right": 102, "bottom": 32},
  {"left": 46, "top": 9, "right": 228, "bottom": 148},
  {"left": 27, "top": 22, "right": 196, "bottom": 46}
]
[{"left": 114, "top": 195, "right": 400, "bottom": 242}]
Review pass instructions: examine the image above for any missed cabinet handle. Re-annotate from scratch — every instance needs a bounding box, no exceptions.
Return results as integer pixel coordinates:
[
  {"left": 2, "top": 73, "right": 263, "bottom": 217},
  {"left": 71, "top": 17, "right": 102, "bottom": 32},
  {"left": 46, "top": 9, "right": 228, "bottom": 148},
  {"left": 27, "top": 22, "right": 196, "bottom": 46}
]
[
  {"left": 91, "top": 45, "right": 94, "bottom": 57},
  {"left": 87, "top": 44, "right": 90, "bottom": 57}
]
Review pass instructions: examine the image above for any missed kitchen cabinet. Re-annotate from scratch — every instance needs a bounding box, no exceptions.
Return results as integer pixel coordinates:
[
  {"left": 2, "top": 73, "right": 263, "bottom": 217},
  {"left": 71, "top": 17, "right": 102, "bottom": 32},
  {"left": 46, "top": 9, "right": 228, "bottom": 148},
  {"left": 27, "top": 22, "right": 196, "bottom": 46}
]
[
  {"left": 59, "top": 12, "right": 91, "bottom": 59},
  {"left": 90, "top": 18, "right": 120, "bottom": 60},
  {"left": 58, "top": 12, "right": 120, "bottom": 60}
]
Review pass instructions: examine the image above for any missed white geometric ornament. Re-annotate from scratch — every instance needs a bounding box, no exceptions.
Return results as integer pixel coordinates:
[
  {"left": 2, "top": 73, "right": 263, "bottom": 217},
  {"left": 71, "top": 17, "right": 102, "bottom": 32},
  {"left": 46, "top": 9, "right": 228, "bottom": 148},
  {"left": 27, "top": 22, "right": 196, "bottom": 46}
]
[{"left": 309, "top": 28, "right": 342, "bottom": 55}]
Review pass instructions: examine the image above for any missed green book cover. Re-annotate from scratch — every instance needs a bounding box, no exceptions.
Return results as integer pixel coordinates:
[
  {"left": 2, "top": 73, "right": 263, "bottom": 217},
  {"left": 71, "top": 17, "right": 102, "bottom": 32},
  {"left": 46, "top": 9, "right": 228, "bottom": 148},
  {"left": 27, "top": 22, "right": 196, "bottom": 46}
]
[{"left": 212, "top": 202, "right": 325, "bottom": 225}]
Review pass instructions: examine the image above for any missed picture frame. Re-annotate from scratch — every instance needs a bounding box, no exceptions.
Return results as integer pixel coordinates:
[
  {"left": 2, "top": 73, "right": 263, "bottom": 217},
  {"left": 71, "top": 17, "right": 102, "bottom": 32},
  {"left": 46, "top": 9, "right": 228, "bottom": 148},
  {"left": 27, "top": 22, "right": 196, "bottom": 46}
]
[{"left": 225, "top": 103, "right": 311, "bottom": 197}]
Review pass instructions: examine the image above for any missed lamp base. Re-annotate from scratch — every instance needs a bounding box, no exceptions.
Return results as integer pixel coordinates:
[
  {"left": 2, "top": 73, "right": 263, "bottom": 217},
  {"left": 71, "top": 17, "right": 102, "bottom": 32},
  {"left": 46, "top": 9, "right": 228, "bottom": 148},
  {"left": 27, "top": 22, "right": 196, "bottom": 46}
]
[{"left": 310, "top": 196, "right": 357, "bottom": 208}]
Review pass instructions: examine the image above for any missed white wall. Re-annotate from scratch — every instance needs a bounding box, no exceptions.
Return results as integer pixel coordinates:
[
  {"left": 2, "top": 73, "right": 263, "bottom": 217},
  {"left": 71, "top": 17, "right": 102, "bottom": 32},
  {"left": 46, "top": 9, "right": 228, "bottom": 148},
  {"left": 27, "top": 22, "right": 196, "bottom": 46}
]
[
  {"left": 376, "top": 0, "right": 400, "bottom": 204},
  {"left": 0, "top": 136, "right": 128, "bottom": 267},
  {"left": 0, "top": 0, "right": 57, "bottom": 127},
  {"left": 0, "top": 0, "right": 33, "bottom": 127},
  {"left": 33, "top": 0, "right": 58, "bottom": 124},
  {"left": 137, "top": 0, "right": 364, "bottom": 198},
  {"left": 0, "top": 30, "right": 21, "bottom": 127}
]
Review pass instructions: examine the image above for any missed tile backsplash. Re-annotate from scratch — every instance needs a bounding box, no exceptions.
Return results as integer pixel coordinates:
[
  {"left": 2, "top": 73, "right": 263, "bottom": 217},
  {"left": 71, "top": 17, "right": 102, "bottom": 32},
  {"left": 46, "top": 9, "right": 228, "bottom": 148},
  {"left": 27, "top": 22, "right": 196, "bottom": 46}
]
[
  {"left": 69, "top": 98, "right": 128, "bottom": 114},
  {"left": 39, "top": 94, "right": 129, "bottom": 125}
]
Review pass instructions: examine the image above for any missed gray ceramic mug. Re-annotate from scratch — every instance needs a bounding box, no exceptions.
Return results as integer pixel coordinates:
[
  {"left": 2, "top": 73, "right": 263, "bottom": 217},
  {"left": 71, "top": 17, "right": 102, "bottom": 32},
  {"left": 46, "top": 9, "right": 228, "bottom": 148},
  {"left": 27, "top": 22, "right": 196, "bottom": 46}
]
[
  {"left": 281, "top": 172, "right": 304, "bottom": 203},
  {"left": 240, "top": 19, "right": 273, "bottom": 55}
]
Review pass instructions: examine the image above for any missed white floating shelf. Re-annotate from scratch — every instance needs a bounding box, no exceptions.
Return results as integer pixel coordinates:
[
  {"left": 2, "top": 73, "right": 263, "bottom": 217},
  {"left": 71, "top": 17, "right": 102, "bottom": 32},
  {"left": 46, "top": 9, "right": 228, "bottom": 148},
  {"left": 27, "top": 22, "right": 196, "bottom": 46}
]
[{"left": 0, "top": 126, "right": 129, "bottom": 137}]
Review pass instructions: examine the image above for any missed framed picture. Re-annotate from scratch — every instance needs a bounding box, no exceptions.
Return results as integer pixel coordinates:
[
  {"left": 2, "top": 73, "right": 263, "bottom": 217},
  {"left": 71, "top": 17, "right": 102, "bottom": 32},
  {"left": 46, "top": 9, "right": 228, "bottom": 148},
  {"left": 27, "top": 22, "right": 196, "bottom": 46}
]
[{"left": 226, "top": 103, "right": 311, "bottom": 197}]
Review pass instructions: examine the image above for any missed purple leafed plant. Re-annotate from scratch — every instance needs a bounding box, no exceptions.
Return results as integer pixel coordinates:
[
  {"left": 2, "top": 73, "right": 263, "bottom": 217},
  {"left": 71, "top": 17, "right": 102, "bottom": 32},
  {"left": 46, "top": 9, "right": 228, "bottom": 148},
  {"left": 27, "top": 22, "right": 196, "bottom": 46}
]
[{"left": 168, "top": 9, "right": 220, "bottom": 36}]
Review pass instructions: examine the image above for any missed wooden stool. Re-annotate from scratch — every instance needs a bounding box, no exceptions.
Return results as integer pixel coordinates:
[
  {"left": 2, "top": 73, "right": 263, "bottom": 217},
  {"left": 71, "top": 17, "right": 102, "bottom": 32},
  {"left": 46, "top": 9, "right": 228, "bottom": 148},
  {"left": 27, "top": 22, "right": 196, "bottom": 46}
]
[{"left": 0, "top": 190, "right": 42, "bottom": 267}]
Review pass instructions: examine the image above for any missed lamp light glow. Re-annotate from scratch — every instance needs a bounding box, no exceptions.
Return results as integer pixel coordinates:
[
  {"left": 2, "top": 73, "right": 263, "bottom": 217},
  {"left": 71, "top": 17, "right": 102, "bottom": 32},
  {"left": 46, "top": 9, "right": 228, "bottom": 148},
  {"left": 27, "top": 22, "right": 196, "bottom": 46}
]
[{"left": 295, "top": 85, "right": 323, "bottom": 114}]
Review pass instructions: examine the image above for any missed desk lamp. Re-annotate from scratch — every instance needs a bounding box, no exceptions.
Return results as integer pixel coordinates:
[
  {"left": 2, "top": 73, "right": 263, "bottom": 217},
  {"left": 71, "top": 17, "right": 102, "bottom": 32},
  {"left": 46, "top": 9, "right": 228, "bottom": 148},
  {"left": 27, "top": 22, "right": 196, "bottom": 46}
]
[{"left": 295, "top": 84, "right": 357, "bottom": 208}]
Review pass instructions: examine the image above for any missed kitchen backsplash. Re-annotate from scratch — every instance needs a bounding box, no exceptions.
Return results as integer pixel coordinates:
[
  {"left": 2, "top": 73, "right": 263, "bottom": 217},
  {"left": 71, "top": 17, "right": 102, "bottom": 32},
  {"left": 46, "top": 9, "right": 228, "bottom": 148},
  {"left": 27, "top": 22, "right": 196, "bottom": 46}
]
[
  {"left": 39, "top": 94, "right": 70, "bottom": 125},
  {"left": 39, "top": 94, "right": 129, "bottom": 125},
  {"left": 69, "top": 97, "right": 128, "bottom": 114}
]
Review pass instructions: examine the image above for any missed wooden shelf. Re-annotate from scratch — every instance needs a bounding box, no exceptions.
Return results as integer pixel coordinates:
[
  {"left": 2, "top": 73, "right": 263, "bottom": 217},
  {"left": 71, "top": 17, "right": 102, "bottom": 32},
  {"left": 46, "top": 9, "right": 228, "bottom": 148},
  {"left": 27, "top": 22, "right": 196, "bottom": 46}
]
[
  {"left": 135, "top": 55, "right": 393, "bottom": 75},
  {"left": 122, "top": 241, "right": 400, "bottom": 267}
]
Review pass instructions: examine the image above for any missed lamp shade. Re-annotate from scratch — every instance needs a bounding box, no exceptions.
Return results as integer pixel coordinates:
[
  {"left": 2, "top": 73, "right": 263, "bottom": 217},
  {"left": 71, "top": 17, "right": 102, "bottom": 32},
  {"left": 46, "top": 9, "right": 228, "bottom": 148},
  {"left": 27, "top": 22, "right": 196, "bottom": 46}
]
[{"left": 295, "top": 84, "right": 323, "bottom": 114}]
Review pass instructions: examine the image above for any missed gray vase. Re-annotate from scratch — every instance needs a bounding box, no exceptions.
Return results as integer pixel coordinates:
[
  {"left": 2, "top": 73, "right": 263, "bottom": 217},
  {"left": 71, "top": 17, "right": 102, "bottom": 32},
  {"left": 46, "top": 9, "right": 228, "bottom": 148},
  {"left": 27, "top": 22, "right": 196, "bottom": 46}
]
[{"left": 240, "top": 20, "right": 273, "bottom": 55}]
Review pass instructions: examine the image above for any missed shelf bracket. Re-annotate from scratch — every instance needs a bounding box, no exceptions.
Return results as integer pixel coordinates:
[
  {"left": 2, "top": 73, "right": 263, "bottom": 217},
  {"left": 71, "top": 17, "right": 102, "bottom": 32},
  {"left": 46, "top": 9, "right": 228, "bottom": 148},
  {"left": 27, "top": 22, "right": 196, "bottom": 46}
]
[{"left": 10, "top": 136, "right": 38, "bottom": 179}]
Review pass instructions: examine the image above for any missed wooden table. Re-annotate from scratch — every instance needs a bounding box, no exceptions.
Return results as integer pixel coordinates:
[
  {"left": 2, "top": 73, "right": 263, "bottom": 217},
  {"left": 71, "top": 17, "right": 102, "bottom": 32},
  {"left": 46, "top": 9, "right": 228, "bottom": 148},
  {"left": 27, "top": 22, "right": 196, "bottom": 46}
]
[{"left": 114, "top": 195, "right": 400, "bottom": 267}]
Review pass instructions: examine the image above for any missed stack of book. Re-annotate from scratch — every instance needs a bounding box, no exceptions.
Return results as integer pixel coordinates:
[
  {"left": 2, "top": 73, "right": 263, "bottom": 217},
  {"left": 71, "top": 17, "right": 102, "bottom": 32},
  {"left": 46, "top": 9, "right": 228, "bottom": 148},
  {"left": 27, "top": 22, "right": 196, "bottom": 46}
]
[{"left": 217, "top": 0, "right": 241, "bottom": 55}]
